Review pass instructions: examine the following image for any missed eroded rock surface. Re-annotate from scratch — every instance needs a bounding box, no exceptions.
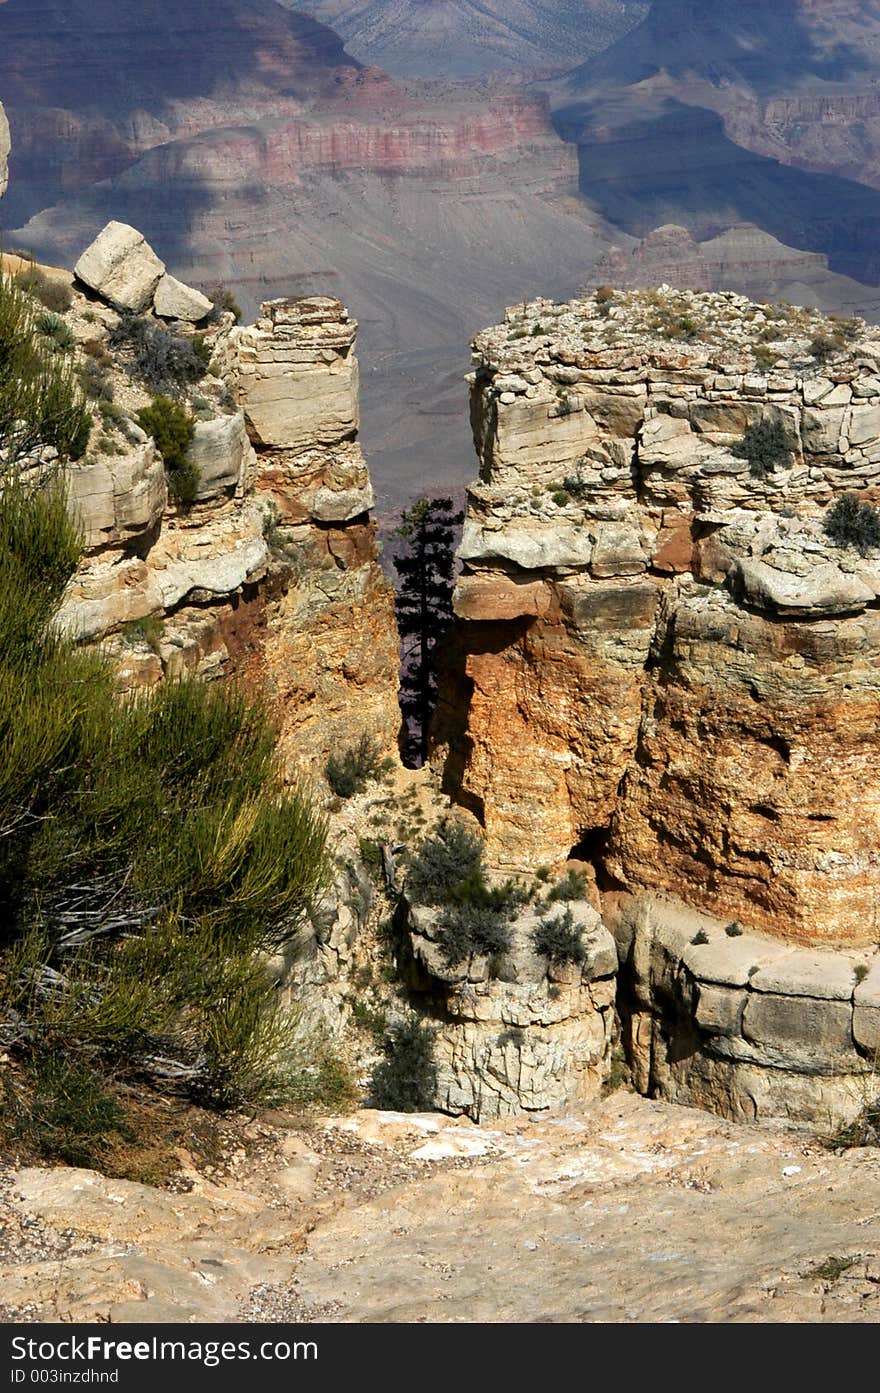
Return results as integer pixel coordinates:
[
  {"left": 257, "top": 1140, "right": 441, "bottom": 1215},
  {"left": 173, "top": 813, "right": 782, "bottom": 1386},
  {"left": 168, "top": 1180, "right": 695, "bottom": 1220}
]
[
  {"left": 436, "top": 287, "right": 880, "bottom": 948},
  {"left": 5, "top": 1094, "right": 880, "bottom": 1324},
  {"left": 51, "top": 236, "right": 399, "bottom": 781},
  {"left": 405, "top": 898, "right": 616, "bottom": 1121},
  {"left": 610, "top": 893, "right": 880, "bottom": 1127}
]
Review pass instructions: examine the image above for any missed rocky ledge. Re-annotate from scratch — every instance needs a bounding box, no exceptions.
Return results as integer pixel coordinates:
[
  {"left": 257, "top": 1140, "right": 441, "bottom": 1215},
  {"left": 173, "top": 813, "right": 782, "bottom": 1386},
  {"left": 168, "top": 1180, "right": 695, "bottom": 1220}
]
[{"left": 611, "top": 893, "right": 880, "bottom": 1128}]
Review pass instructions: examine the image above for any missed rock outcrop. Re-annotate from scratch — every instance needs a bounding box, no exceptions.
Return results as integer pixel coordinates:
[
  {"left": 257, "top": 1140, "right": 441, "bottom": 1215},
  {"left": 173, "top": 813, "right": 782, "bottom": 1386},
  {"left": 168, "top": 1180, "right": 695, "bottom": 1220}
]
[
  {"left": 435, "top": 282, "right": 880, "bottom": 1123},
  {"left": 611, "top": 893, "right": 880, "bottom": 1126},
  {"left": 233, "top": 295, "right": 400, "bottom": 771},
  {"left": 437, "top": 286, "right": 880, "bottom": 950},
  {"left": 405, "top": 896, "right": 617, "bottom": 1122},
  {"left": 53, "top": 224, "right": 399, "bottom": 780}
]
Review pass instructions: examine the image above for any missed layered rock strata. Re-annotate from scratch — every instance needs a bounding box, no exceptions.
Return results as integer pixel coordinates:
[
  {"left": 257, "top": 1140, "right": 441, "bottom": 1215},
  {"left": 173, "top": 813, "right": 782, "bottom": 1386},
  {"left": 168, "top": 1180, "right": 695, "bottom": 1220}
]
[
  {"left": 610, "top": 892, "right": 880, "bottom": 1127},
  {"left": 233, "top": 295, "right": 400, "bottom": 771},
  {"left": 436, "top": 286, "right": 880, "bottom": 949},
  {"left": 55, "top": 226, "right": 398, "bottom": 779},
  {"left": 405, "top": 897, "right": 617, "bottom": 1122}
]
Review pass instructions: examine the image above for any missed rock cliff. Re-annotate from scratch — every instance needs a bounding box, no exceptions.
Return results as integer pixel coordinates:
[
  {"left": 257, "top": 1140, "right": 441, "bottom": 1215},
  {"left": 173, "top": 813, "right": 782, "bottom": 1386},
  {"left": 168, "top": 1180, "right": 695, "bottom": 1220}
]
[
  {"left": 435, "top": 282, "right": 880, "bottom": 1123},
  {"left": 39, "top": 223, "right": 399, "bottom": 780},
  {"left": 437, "top": 286, "right": 880, "bottom": 948}
]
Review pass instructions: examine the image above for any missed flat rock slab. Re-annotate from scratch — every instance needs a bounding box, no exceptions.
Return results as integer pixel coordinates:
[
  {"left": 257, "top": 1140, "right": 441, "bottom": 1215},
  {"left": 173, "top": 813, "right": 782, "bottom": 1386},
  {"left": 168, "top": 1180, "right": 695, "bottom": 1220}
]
[{"left": 750, "top": 950, "right": 857, "bottom": 1000}]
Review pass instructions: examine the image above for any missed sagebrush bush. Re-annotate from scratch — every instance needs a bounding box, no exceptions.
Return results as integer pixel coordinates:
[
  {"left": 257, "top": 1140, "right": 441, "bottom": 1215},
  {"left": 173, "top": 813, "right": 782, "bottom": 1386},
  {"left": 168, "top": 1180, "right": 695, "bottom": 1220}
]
[
  {"left": 824, "top": 492, "right": 880, "bottom": 554},
  {"left": 405, "top": 820, "right": 485, "bottom": 906},
  {"left": 732, "top": 416, "right": 792, "bottom": 478},
  {"left": 110, "top": 315, "right": 209, "bottom": 394},
  {"left": 436, "top": 900, "right": 512, "bottom": 967},
  {"left": 530, "top": 908, "right": 586, "bottom": 966},
  {"left": 370, "top": 1017, "right": 437, "bottom": 1112},
  {"left": 78, "top": 357, "right": 114, "bottom": 402},
  {"left": 325, "top": 734, "right": 391, "bottom": 799}
]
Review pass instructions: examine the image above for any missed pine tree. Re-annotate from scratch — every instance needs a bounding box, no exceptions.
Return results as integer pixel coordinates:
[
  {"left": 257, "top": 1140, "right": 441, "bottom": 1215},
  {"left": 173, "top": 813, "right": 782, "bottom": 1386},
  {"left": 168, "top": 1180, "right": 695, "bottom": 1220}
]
[{"left": 392, "top": 496, "right": 463, "bottom": 766}]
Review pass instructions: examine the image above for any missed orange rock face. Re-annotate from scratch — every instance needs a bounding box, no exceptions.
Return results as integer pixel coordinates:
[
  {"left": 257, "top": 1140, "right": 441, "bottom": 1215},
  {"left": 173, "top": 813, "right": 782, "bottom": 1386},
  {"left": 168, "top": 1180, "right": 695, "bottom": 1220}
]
[{"left": 436, "top": 287, "right": 880, "bottom": 947}]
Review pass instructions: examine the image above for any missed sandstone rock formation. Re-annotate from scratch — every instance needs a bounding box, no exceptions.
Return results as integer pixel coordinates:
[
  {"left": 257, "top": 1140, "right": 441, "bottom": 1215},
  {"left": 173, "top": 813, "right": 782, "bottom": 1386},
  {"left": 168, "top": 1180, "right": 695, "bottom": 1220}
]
[
  {"left": 74, "top": 222, "right": 212, "bottom": 321},
  {"left": 610, "top": 893, "right": 880, "bottom": 1126},
  {"left": 233, "top": 295, "right": 400, "bottom": 771},
  {"left": 436, "top": 287, "right": 880, "bottom": 951},
  {"left": 405, "top": 896, "right": 617, "bottom": 1121},
  {"left": 53, "top": 229, "right": 399, "bottom": 781}
]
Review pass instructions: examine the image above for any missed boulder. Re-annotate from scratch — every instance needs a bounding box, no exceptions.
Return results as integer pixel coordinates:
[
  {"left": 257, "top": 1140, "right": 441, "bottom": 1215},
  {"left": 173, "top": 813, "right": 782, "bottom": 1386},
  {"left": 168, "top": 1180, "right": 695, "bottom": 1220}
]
[
  {"left": 153, "top": 273, "right": 213, "bottom": 324},
  {"left": 189, "top": 414, "right": 250, "bottom": 500},
  {"left": 74, "top": 222, "right": 165, "bottom": 313}
]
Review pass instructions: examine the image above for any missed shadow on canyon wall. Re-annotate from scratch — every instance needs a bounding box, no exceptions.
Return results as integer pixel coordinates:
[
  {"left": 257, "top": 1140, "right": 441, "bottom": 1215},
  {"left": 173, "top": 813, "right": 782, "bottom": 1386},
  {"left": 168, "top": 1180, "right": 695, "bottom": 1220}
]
[{"left": 556, "top": 99, "right": 880, "bottom": 285}]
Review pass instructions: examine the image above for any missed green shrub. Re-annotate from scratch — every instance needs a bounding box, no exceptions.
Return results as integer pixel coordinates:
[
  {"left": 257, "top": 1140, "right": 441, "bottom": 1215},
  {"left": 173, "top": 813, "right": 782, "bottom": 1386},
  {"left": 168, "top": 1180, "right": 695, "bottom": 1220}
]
[
  {"left": 0, "top": 475, "right": 330, "bottom": 1115},
  {"left": 136, "top": 395, "right": 199, "bottom": 503},
  {"left": 35, "top": 311, "right": 75, "bottom": 354},
  {"left": 325, "top": 734, "right": 391, "bottom": 799},
  {"left": 110, "top": 315, "right": 209, "bottom": 394},
  {"left": 531, "top": 322, "right": 546, "bottom": 336},
  {"left": 16, "top": 1053, "right": 132, "bottom": 1168},
  {"left": 824, "top": 492, "right": 880, "bottom": 554},
  {"left": 0, "top": 272, "right": 90, "bottom": 465},
  {"left": 14, "top": 265, "right": 73, "bottom": 313},
  {"left": 530, "top": 908, "right": 585, "bottom": 966},
  {"left": 732, "top": 416, "right": 792, "bottom": 479},
  {"left": 551, "top": 489, "right": 571, "bottom": 507},
  {"left": 204, "top": 285, "right": 243, "bottom": 324},
  {"left": 436, "top": 900, "right": 512, "bottom": 967},
  {"left": 405, "top": 820, "right": 485, "bottom": 906},
  {"left": 370, "top": 1017, "right": 437, "bottom": 1112},
  {"left": 190, "top": 334, "right": 213, "bottom": 375},
  {"left": 547, "top": 868, "right": 589, "bottom": 903}
]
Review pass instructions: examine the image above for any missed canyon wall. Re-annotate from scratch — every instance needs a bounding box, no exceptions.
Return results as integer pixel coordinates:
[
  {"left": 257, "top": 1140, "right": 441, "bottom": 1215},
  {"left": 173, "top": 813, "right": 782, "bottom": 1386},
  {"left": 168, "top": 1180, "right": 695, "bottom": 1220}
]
[
  {"left": 49, "top": 226, "right": 400, "bottom": 781},
  {"left": 436, "top": 287, "right": 880, "bottom": 950}
]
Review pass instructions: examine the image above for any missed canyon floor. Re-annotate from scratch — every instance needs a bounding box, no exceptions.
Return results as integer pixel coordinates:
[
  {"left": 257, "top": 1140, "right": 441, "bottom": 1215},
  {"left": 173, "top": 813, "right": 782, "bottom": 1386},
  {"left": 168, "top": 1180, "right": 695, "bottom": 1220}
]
[{"left": 3, "top": 1091, "right": 880, "bottom": 1324}]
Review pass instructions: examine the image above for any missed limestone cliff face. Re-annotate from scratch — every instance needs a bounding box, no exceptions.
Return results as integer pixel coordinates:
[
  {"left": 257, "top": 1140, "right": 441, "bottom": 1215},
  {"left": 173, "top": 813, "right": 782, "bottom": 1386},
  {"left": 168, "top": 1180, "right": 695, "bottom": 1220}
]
[
  {"left": 52, "top": 231, "right": 399, "bottom": 781},
  {"left": 234, "top": 295, "right": 400, "bottom": 771},
  {"left": 436, "top": 287, "right": 880, "bottom": 947}
]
